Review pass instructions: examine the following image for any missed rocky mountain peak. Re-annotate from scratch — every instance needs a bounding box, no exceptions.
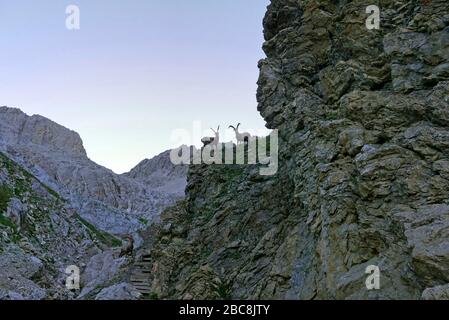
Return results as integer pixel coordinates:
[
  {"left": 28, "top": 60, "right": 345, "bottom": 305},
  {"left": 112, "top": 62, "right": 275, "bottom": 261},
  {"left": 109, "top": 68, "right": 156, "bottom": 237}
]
[
  {"left": 0, "top": 106, "right": 86, "bottom": 157},
  {"left": 124, "top": 150, "right": 188, "bottom": 199}
]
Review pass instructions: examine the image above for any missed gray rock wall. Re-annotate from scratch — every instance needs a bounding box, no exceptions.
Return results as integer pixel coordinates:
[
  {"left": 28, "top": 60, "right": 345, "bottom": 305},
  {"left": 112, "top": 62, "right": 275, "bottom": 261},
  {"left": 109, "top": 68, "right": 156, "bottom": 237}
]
[{"left": 145, "top": 0, "right": 449, "bottom": 300}]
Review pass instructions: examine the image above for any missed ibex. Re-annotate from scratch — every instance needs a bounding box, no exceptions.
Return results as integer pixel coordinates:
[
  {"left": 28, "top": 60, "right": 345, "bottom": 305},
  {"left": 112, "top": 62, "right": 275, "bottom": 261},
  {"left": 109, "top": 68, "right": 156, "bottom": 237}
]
[
  {"left": 119, "top": 234, "right": 134, "bottom": 257},
  {"left": 201, "top": 126, "right": 220, "bottom": 147},
  {"left": 229, "top": 123, "right": 251, "bottom": 144}
]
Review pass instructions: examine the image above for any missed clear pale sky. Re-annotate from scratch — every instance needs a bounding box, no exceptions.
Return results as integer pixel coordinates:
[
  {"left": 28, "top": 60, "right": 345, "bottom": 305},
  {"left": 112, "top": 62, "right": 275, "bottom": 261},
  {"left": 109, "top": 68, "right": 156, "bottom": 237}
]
[{"left": 0, "top": 0, "right": 271, "bottom": 173}]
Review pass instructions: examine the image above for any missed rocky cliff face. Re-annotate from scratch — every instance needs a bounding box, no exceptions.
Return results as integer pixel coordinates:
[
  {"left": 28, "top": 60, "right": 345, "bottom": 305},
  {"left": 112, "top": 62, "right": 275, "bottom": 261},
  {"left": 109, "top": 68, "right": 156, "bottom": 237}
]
[
  {"left": 0, "top": 151, "right": 144, "bottom": 300},
  {"left": 0, "top": 107, "right": 186, "bottom": 234},
  {"left": 0, "top": 152, "right": 103, "bottom": 299},
  {"left": 0, "top": 107, "right": 188, "bottom": 300},
  {"left": 0, "top": 107, "right": 86, "bottom": 157},
  {"left": 145, "top": 0, "right": 449, "bottom": 299}
]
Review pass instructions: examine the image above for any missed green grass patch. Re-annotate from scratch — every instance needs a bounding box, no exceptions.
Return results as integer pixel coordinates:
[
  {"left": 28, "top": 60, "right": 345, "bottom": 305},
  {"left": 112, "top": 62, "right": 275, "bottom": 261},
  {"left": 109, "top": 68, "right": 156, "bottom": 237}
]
[
  {"left": 138, "top": 217, "right": 149, "bottom": 225},
  {"left": 78, "top": 217, "right": 122, "bottom": 247},
  {"left": 0, "top": 212, "right": 15, "bottom": 229},
  {"left": 0, "top": 185, "right": 13, "bottom": 213},
  {"left": 144, "top": 292, "right": 159, "bottom": 300},
  {"left": 228, "top": 250, "right": 242, "bottom": 260},
  {"left": 0, "top": 152, "right": 61, "bottom": 200},
  {"left": 0, "top": 212, "right": 21, "bottom": 243},
  {"left": 41, "top": 185, "right": 60, "bottom": 199},
  {"left": 215, "top": 282, "right": 232, "bottom": 300}
]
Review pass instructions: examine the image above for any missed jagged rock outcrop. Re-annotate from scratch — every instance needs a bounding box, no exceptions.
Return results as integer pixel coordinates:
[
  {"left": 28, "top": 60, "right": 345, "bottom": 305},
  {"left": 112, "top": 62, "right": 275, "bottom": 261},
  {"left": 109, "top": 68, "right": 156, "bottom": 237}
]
[
  {"left": 0, "top": 107, "right": 186, "bottom": 234},
  {"left": 95, "top": 282, "right": 141, "bottom": 300},
  {"left": 76, "top": 249, "right": 135, "bottom": 300},
  {"left": 422, "top": 283, "right": 449, "bottom": 300},
  {"left": 144, "top": 0, "right": 449, "bottom": 299},
  {"left": 0, "top": 152, "right": 104, "bottom": 299}
]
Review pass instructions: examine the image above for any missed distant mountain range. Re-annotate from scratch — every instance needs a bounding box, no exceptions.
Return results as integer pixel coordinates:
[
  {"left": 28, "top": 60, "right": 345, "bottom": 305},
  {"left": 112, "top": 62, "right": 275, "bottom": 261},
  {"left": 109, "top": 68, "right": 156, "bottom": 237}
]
[{"left": 0, "top": 106, "right": 187, "bottom": 299}]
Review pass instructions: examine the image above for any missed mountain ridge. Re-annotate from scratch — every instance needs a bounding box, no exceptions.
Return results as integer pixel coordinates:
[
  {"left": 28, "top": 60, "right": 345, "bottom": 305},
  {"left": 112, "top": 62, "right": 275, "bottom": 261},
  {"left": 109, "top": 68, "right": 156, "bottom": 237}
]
[
  {"left": 141, "top": 0, "right": 449, "bottom": 300},
  {"left": 0, "top": 106, "right": 188, "bottom": 300},
  {"left": 0, "top": 106, "right": 187, "bottom": 234}
]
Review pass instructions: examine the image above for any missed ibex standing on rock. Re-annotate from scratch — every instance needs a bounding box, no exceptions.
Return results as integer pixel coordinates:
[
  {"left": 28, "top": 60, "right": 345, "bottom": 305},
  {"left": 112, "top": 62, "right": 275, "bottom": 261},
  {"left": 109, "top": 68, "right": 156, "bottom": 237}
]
[
  {"left": 229, "top": 123, "right": 251, "bottom": 144},
  {"left": 119, "top": 234, "right": 134, "bottom": 257},
  {"left": 201, "top": 126, "right": 220, "bottom": 147}
]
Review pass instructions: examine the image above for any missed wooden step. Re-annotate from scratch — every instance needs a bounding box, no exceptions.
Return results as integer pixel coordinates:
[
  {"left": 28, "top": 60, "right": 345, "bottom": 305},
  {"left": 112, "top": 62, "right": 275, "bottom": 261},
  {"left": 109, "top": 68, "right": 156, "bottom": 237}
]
[
  {"left": 134, "top": 263, "right": 151, "bottom": 268},
  {"left": 131, "top": 278, "right": 150, "bottom": 282},
  {"left": 134, "top": 287, "right": 151, "bottom": 291},
  {"left": 129, "top": 249, "right": 157, "bottom": 299},
  {"left": 131, "top": 278, "right": 149, "bottom": 283},
  {"left": 131, "top": 274, "right": 150, "bottom": 278}
]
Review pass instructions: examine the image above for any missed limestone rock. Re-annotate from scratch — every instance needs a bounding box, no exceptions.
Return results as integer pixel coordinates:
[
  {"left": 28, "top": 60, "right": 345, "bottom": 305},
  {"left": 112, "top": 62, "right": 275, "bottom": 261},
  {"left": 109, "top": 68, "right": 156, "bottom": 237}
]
[
  {"left": 0, "top": 152, "right": 105, "bottom": 299},
  {"left": 422, "top": 284, "right": 449, "bottom": 300},
  {"left": 78, "top": 250, "right": 129, "bottom": 299},
  {"left": 144, "top": 0, "right": 449, "bottom": 300},
  {"left": 95, "top": 283, "right": 141, "bottom": 300}
]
